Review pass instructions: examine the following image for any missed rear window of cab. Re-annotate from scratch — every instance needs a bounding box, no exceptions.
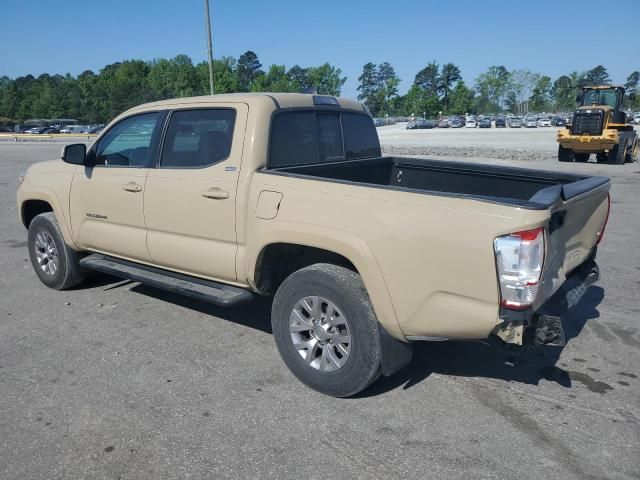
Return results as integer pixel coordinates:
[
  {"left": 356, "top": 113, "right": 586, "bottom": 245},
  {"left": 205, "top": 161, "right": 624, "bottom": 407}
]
[{"left": 268, "top": 111, "right": 381, "bottom": 168}]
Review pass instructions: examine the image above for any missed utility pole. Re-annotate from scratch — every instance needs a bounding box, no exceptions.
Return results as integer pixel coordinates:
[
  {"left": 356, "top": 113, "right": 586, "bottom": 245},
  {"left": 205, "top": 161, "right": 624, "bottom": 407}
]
[{"left": 204, "top": 0, "right": 215, "bottom": 95}]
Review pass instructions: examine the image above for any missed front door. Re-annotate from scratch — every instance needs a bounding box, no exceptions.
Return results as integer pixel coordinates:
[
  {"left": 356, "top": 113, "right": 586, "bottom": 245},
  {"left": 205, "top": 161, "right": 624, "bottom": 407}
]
[
  {"left": 69, "top": 111, "right": 163, "bottom": 262},
  {"left": 144, "top": 104, "right": 247, "bottom": 282}
]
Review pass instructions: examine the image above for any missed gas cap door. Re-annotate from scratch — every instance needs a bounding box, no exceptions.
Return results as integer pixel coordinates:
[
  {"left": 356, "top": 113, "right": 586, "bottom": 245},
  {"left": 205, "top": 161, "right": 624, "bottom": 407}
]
[{"left": 256, "top": 190, "right": 283, "bottom": 220}]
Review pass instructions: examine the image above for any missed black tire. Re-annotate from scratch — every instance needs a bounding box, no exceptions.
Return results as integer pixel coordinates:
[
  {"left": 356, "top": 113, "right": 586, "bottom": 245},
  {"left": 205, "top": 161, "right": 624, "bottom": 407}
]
[
  {"left": 626, "top": 138, "right": 639, "bottom": 163},
  {"left": 558, "top": 144, "right": 574, "bottom": 162},
  {"left": 27, "top": 212, "right": 86, "bottom": 290},
  {"left": 574, "top": 153, "right": 589, "bottom": 162},
  {"left": 596, "top": 153, "right": 608, "bottom": 163},
  {"left": 607, "top": 141, "right": 626, "bottom": 165},
  {"left": 271, "top": 263, "right": 382, "bottom": 397}
]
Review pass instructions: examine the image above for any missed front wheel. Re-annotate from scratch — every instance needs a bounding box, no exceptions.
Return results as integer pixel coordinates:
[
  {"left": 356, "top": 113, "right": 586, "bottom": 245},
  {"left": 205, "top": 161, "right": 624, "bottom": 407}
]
[
  {"left": 607, "top": 141, "right": 626, "bottom": 165},
  {"left": 27, "top": 212, "right": 86, "bottom": 290},
  {"left": 271, "top": 264, "right": 382, "bottom": 397}
]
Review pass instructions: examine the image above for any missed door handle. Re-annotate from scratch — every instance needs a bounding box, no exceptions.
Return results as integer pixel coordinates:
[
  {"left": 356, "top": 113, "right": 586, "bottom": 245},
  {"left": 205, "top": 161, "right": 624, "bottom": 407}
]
[
  {"left": 122, "top": 182, "right": 143, "bottom": 192},
  {"left": 201, "top": 188, "right": 229, "bottom": 200}
]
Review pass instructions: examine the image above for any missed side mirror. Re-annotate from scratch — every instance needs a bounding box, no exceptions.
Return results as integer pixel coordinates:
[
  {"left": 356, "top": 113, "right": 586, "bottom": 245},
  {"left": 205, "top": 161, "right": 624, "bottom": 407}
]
[
  {"left": 61, "top": 143, "right": 86, "bottom": 165},
  {"left": 575, "top": 93, "right": 583, "bottom": 103}
]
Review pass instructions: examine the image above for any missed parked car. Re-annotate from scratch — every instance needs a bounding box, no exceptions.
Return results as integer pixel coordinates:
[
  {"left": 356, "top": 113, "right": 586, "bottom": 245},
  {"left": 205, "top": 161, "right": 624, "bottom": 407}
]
[
  {"left": 17, "top": 92, "right": 611, "bottom": 397},
  {"left": 479, "top": 118, "right": 492, "bottom": 128},
  {"left": 508, "top": 117, "right": 522, "bottom": 128},
  {"left": 552, "top": 117, "right": 566, "bottom": 127},
  {"left": 495, "top": 116, "right": 506, "bottom": 128},
  {"left": 450, "top": 118, "right": 464, "bottom": 128},
  {"left": 465, "top": 118, "right": 477, "bottom": 128},
  {"left": 41, "top": 127, "right": 60, "bottom": 134},
  {"left": 406, "top": 119, "right": 430, "bottom": 129},
  {"left": 537, "top": 117, "right": 552, "bottom": 127},
  {"left": 633, "top": 113, "right": 640, "bottom": 125},
  {"left": 438, "top": 118, "right": 450, "bottom": 128},
  {"left": 524, "top": 117, "right": 538, "bottom": 128},
  {"left": 60, "top": 125, "right": 88, "bottom": 134}
]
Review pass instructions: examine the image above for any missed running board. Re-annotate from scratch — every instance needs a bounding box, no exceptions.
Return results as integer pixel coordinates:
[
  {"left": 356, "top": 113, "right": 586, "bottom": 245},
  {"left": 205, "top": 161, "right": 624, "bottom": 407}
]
[{"left": 79, "top": 254, "right": 253, "bottom": 307}]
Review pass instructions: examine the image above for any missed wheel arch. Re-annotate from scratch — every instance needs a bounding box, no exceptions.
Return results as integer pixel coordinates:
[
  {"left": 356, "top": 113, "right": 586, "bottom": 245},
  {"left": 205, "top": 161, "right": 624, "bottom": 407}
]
[
  {"left": 18, "top": 189, "right": 79, "bottom": 250},
  {"left": 248, "top": 229, "right": 404, "bottom": 340}
]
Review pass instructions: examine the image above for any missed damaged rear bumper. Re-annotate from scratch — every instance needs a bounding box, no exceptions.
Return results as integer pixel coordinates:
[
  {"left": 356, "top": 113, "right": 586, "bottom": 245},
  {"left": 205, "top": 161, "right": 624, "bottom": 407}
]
[{"left": 494, "top": 255, "right": 600, "bottom": 346}]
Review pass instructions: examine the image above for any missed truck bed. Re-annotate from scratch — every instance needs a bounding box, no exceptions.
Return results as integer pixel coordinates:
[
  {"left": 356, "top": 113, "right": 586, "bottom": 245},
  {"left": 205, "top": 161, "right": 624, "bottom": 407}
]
[{"left": 269, "top": 157, "right": 609, "bottom": 209}]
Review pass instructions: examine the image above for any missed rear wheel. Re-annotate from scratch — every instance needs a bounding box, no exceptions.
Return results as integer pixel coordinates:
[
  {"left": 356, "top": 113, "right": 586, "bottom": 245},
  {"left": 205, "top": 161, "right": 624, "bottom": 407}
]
[
  {"left": 558, "top": 144, "right": 574, "bottom": 162},
  {"left": 596, "top": 153, "right": 608, "bottom": 163},
  {"left": 607, "top": 141, "right": 626, "bottom": 165},
  {"left": 271, "top": 264, "right": 382, "bottom": 397},
  {"left": 27, "top": 212, "right": 86, "bottom": 290},
  {"left": 574, "top": 153, "right": 590, "bottom": 162}
]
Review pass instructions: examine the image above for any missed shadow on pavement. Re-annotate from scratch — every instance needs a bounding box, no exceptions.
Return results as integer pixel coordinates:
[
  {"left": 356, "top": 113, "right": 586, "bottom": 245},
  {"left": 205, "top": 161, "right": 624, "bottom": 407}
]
[
  {"left": 130, "top": 283, "right": 274, "bottom": 334},
  {"left": 91, "top": 273, "right": 605, "bottom": 397},
  {"left": 359, "top": 285, "right": 605, "bottom": 397}
]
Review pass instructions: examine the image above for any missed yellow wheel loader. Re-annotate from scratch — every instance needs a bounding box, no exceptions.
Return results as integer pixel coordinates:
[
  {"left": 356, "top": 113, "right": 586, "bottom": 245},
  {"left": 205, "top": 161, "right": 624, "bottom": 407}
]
[{"left": 557, "top": 85, "right": 639, "bottom": 164}]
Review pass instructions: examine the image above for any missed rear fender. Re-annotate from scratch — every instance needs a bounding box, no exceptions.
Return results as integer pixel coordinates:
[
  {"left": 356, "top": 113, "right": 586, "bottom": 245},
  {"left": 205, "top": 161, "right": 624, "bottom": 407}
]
[{"left": 247, "top": 224, "right": 404, "bottom": 340}]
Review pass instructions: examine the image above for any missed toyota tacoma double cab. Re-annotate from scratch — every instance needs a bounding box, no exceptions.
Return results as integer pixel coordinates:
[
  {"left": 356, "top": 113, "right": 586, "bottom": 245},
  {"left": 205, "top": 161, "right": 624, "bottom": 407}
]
[{"left": 17, "top": 93, "right": 611, "bottom": 397}]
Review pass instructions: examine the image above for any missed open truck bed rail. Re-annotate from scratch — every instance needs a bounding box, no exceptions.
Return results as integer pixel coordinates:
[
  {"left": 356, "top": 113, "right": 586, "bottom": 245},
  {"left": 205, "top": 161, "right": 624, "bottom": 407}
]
[{"left": 267, "top": 157, "right": 610, "bottom": 210}]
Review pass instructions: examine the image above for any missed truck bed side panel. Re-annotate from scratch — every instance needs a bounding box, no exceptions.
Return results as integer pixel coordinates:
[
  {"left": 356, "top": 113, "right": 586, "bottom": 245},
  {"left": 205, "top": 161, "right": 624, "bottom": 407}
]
[{"left": 247, "top": 173, "right": 550, "bottom": 340}]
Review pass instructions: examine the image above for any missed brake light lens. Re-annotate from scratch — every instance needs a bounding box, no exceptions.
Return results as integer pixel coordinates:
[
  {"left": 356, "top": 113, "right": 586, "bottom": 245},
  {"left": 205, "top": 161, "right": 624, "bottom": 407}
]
[
  {"left": 494, "top": 227, "right": 545, "bottom": 310},
  {"left": 596, "top": 193, "right": 610, "bottom": 245}
]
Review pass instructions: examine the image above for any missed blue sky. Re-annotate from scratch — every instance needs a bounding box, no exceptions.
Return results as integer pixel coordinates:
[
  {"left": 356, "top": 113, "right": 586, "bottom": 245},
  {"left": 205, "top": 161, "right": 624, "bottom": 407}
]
[{"left": 1, "top": 0, "right": 638, "bottom": 98}]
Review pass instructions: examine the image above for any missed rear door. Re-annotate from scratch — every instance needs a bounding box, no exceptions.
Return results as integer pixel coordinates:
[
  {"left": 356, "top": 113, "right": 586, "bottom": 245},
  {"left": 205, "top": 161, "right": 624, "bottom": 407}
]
[
  {"left": 144, "top": 104, "right": 247, "bottom": 282},
  {"left": 69, "top": 112, "right": 163, "bottom": 262}
]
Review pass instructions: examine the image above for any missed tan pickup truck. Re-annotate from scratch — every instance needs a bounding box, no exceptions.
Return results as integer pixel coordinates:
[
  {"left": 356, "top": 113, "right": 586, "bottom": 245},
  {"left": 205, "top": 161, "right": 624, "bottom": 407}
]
[{"left": 17, "top": 93, "right": 611, "bottom": 396}]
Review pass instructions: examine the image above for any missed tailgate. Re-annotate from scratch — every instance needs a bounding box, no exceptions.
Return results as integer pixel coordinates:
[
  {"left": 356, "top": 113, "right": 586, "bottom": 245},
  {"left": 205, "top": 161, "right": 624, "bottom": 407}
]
[{"left": 535, "top": 178, "right": 610, "bottom": 309}]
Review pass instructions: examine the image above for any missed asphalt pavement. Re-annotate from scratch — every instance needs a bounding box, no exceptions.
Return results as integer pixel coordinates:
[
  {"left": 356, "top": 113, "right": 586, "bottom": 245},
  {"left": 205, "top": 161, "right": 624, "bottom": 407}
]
[{"left": 1, "top": 141, "right": 639, "bottom": 479}]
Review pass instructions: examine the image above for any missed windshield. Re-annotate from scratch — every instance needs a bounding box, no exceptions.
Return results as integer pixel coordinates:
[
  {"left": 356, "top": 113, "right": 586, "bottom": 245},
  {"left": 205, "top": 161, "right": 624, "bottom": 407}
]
[{"left": 582, "top": 89, "right": 618, "bottom": 108}]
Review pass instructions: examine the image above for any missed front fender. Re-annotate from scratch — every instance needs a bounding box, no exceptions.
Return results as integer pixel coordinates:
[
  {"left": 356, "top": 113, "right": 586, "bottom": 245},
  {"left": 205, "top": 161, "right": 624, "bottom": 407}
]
[{"left": 17, "top": 182, "right": 80, "bottom": 250}]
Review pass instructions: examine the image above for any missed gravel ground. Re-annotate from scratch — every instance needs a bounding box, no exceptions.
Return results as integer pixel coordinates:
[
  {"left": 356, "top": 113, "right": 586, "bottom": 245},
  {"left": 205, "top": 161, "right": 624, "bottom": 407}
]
[
  {"left": 1, "top": 138, "right": 639, "bottom": 480},
  {"left": 378, "top": 123, "right": 639, "bottom": 162}
]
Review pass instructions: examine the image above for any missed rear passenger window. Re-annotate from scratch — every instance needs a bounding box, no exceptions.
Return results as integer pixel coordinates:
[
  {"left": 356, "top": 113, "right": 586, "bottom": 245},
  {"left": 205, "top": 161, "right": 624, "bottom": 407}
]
[{"left": 161, "top": 109, "right": 236, "bottom": 168}]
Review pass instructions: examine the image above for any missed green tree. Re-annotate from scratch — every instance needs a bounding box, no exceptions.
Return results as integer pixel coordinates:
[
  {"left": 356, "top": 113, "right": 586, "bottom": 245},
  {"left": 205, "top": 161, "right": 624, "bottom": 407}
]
[
  {"left": 377, "top": 62, "right": 400, "bottom": 117},
  {"left": 236, "top": 51, "right": 263, "bottom": 92},
  {"left": 507, "top": 69, "right": 539, "bottom": 114},
  {"left": 252, "top": 65, "right": 294, "bottom": 92},
  {"left": 306, "top": 63, "right": 346, "bottom": 96},
  {"left": 584, "top": 65, "right": 610, "bottom": 86},
  {"left": 475, "top": 65, "right": 511, "bottom": 111},
  {"left": 551, "top": 75, "right": 575, "bottom": 111},
  {"left": 529, "top": 75, "right": 552, "bottom": 111},
  {"left": 624, "top": 71, "right": 639, "bottom": 109},
  {"left": 447, "top": 81, "right": 475, "bottom": 115},
  {"left": 357, "top": 62, "right": 380, "bottom": 114},
  {"left": 287, "top": 65, "right": 311, "bottom": 91},
  {"left": 414, "top": 61, "right": 439, "bottom": 95},
  {"left": 437, "top": 63, "right": 461, "bottom": 111}
]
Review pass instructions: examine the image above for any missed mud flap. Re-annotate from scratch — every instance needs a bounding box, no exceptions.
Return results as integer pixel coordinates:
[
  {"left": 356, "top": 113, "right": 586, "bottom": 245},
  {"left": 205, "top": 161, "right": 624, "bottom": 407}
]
[{"left": 379, "top": 325, "right": 413, "bottom": 377}]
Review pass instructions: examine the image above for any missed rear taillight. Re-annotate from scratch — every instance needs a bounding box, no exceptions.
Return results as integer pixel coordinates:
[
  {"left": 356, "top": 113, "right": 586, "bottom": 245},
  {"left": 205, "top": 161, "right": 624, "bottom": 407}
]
[
  {"left": 494, "top": 227, "right": 545, "bottom": 311},
  {"left": 596, "top": 193, "right": 611, "bottom": 245}
]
